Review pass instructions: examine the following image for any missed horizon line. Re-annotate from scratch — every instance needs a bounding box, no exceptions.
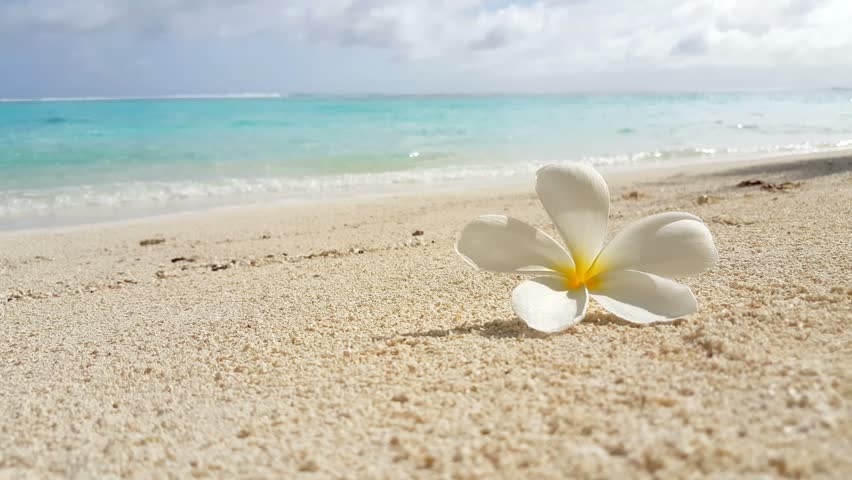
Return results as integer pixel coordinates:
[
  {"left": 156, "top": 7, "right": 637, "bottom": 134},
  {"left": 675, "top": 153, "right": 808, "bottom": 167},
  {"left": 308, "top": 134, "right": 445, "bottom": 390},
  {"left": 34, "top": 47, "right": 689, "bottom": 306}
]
[{"left": 1, "top": 87, "right": 849, "bottom": 103}]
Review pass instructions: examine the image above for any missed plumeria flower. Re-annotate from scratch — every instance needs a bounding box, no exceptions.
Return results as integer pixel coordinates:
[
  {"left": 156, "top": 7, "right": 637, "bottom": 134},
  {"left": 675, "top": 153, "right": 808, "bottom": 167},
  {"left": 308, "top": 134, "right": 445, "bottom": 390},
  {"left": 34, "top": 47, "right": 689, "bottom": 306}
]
[{"left": 456, "top": 163, "right": 718, "bottom": 333}]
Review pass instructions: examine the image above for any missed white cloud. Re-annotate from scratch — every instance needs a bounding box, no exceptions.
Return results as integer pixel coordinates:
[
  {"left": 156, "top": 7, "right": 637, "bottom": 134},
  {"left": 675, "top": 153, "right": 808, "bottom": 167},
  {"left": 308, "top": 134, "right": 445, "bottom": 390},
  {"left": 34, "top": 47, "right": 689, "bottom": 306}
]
[{"left": 3, "top": 0, "right": 852, "bottom": 74}]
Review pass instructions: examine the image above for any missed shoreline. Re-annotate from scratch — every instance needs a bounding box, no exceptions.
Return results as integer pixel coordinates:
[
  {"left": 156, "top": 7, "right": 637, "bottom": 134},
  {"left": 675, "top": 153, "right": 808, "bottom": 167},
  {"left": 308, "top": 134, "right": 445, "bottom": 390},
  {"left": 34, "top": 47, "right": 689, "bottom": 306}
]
[{"left": 4, "top": 147, "right": 852, "bottom": 236}]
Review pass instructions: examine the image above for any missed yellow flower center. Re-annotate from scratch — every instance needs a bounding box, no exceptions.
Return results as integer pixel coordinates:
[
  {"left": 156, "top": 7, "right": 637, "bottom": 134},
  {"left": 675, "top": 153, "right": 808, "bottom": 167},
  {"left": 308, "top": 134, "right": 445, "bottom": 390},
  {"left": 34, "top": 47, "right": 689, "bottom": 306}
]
[{"left": 558, "top": 255, "right": 604, "bottom": 291}]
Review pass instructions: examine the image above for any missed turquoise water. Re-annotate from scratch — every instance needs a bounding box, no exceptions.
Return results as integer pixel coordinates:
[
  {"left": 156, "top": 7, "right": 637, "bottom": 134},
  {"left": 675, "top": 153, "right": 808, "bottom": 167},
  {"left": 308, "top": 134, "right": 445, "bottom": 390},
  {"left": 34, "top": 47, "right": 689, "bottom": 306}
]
[{"left": 2, "top": 92, "right": 852, "bottom": 230}]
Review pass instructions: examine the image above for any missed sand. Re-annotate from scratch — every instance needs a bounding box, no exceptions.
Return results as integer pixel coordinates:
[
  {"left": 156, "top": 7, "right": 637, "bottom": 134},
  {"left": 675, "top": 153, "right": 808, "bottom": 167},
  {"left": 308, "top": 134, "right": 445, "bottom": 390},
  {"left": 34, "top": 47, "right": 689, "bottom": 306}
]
[{"left": 1, "top": 153, "right": 851, "bottom": 479}]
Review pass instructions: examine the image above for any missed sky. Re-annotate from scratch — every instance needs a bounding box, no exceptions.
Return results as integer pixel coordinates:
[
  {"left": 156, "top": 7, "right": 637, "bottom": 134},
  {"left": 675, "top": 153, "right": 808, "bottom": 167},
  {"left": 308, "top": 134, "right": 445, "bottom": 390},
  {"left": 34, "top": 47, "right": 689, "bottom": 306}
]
[{"left": 2, "top": 0, "right": 852, "bottom": 97}]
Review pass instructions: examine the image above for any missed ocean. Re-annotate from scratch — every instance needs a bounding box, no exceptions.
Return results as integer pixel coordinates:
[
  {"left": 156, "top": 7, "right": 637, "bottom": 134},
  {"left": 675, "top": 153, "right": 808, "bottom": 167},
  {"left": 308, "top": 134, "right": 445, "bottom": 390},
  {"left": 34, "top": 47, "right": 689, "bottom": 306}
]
[{"left": 1, "top": 92, "right": 851, "bottom": 230}]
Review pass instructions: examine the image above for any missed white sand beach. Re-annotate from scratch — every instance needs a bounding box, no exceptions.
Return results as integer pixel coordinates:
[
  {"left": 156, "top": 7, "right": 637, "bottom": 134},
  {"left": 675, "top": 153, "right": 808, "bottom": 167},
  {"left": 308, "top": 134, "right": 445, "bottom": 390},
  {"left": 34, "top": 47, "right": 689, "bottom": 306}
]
[{"left": 1, "top": 153, "right": 851, "bottom": 478}]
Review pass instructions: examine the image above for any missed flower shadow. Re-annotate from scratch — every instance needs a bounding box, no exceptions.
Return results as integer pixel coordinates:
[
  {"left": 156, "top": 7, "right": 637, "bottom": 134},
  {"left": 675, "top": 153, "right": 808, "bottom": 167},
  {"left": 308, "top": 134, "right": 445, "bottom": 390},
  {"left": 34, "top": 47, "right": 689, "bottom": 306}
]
[
  {"left": 575, "top": 310, "right": 634, "bottom": 327},
  {"left": 579, "top": 310, "right": 689, "bottom": 328},
  {"left": 399, "top": 310, "right": 676, "bottom": 340},
  {"left": 399, "top": 318, "right": 548, "bottom": 340}
]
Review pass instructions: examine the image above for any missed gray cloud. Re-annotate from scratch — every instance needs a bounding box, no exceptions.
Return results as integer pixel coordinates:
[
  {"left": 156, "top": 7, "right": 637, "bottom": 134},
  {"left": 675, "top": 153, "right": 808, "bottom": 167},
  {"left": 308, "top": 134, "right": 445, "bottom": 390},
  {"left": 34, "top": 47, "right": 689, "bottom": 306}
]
[
  {"left": 2, "top": 0, "right": 851, "bottom": 71},
  {"left": 671, "top": 33, "right": 708, "bottom": 56}
]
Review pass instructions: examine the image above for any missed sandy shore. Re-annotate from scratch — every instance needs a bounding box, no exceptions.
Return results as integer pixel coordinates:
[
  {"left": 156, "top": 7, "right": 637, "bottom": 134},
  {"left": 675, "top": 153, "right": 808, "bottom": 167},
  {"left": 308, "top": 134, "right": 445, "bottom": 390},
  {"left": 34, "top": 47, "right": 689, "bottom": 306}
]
[{"left": 2, "top": 153, "right": 851, "bottom": 478}]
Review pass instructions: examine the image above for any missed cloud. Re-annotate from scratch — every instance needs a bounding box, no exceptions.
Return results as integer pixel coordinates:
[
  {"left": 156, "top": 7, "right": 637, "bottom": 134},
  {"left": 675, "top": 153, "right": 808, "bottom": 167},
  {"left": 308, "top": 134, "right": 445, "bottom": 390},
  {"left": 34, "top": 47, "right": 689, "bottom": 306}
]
[
  {"left": 671, "top": 33, "right": 708, "bottom": 56},
  {"left": 2, "top": 0, "right": 852, "bottom": 74}
]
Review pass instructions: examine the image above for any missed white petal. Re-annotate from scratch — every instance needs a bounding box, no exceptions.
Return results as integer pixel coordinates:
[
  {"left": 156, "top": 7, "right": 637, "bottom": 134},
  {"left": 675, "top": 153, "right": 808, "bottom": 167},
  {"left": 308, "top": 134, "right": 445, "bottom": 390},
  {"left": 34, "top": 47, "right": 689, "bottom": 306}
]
[
  {"left": 592, "top": 212, "right": 718, "bottom": 278},
  {"left": 589, "top": 270, "right": 697, "bottom": 324},
  {"left": 512, "top": 276, "right": 588, "bottom": 332},
  {"left": 535, "top": 163, "right": 610, "bottom": 272},
  {"left": 456, "top": 215, "right": 573, "bottom": 274}
]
